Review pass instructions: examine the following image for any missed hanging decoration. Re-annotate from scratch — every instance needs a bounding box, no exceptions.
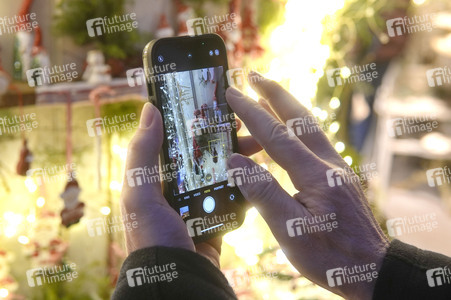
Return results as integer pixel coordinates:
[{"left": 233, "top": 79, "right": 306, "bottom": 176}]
[
  {"left": 30, "top": 26, "right": 51, "bottom": 70},
  {"left": 60, "top": 92, "right": 84, "bottom": 227},
  {"left": 12, "top": 0, "right": 35, "bottom": 80},
  {"left": 13, "top": 79, "right": 33, "bottom": 176},
  {"left": 156, "top": 14, "right": 175, "bottom": 39},
  {"left": 176, "top": 0, "right": 195, "bottom": 36}
]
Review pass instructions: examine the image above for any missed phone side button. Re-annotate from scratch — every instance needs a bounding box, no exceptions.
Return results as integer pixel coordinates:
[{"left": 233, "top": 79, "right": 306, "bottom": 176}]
[{"left": 203, "top": 196, "right": 215, "bottom": 214}]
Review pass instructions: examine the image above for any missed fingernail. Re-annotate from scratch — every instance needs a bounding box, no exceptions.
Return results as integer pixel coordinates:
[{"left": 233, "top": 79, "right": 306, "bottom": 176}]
[
  {"left": 227, "top": 86, "right": 244, "bottom": 99},
  {"left": 139, "top": 102, "right": 155, "bottom": 129}
]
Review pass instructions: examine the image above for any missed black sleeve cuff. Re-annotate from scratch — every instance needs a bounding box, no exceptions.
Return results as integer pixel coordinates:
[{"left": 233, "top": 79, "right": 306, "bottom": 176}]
[
  {"left": 373, "top": 239, "right": 451, "bottom": 300},
  {"left": 112, "top": 246, "right": 237, "bottom": 300}
]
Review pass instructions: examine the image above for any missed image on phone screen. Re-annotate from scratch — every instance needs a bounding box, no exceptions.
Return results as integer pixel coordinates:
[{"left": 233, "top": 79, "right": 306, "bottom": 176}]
[{"left": 158, "top": 66, "right": 234, "bottom": 199}]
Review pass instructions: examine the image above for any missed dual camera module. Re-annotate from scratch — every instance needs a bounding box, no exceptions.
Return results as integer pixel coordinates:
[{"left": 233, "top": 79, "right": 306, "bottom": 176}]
[{"left": 157, "top": 49, "right": 220, "bottom": 63}]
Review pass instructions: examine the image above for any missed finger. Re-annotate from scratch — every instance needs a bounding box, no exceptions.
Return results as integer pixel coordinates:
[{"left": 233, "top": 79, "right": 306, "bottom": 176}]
[
  {"left": 249, "top": 72, "right": 341, "bottom": 162},
  {"left": 226, "top": 87, "right": 324, "bottom": 189},
  {"left": 236, "top": 117, "right": 242, "bottom": 131},
  {"left": 227, "top": 153, "right": 310, "bottom": 242},
  {"left": 258, "top": 98, "right": 280, "bottom": 121},
  {"left": 237, "top": 135, "right": 262, "bottom": 156},
  {"left": 122, "top": 103, "right": 164, "bottom": 199}
]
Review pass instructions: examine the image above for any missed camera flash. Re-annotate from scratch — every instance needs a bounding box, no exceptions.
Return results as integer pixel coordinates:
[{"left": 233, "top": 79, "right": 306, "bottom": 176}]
[
  {"left": 209, "top": 50, "right": 214, "bottom": 56},
  {"left": 215, "top": 49, "right": 219, "bottom": 55}
]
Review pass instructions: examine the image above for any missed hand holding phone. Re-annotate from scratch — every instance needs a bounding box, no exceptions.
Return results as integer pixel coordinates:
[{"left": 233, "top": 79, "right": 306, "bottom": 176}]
[{"left": 142, "top": 34, "right": 252, "bottom": 243}]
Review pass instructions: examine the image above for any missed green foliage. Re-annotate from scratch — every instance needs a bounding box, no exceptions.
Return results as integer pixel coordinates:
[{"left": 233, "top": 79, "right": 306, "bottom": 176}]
[
  {"left": 257, "top": 0, "right": 284, "bottom": 35},
  {"left": 52, "top": 0, "right": 141, "bottom": 59}
]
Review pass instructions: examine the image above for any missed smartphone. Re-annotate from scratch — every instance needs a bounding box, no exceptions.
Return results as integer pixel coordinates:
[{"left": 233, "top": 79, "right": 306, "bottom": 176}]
[{"left": 143, "top": 34, "right": 246, "bottom": 243}]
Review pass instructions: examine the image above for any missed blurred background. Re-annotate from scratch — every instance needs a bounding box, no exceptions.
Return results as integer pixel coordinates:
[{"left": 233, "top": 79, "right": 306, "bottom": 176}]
[{"left": 0, "top": 0, "right": 451, "bottom": 299}]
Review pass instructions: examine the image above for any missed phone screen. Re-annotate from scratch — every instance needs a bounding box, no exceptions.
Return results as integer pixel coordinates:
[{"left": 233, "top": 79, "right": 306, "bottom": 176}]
[
  {"left": 155, "top": 65, "right": 238, "bottom": 219},
  {"left": 159, "top": 66, "right": 232, "bottom": 193}
]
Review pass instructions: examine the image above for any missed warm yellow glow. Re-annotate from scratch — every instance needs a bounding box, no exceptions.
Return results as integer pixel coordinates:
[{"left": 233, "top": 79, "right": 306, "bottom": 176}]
[
  {"left": 112, "top": 144, "right": 128, "bottom": 161},
  {"left": 329, "top": 121, "right": 340, "bottom": 133},
  {"left": 18, "top": 235, "right": 30, "bottom": 244},
  {"left": 100, "top": 206, "right": 111, "bottom": 215},
  {"left": 268, "top": 0, "right": 343, "bottom": 107},
  {"left": 329, "top": 97, "right": 341, "bottom": 109},
  {"left": 109, "top": 181, "right": 122, "bottom": 191},
  {"left": 0, "top": 288, "right": 8, "bottom": 298},
  {"left": 413, "top": 0, "right": 427, "bottom": 6},
  {"left": 341, "top": 67, "right": 351, "bottom": 78},
  {"left": 37, "top": 197, "right": 45, "bottom": 207},
  {"left": 311, "top": 107, "right": 321, "bottom": 117},
  {"left": 318, "top": 110, "right": 328, "bottom": 121},
  {"left": 244, "top": 255, "right": 259, "bottom": 266},
  {"left": 4, "top": 212, "right": 23, "bottom": 225},
  {"left": 344, "top": 156, "right": 353, "bottom": 165},
  {"left": 335, "top": 142, "right": 345, "bottom": 153},
  {"left": 5, "top": 227, "right": 16, "bottom": 238},
  {"left": 26, "top": 214, "right": 36, "bottom": 223},
  {"left": 3, "top": 211, "right": 14, "bottom": 220},
  {"left": 420, "top": 133, "right": 451, "bottom": 155},
  {"left": 276, "top": 249, "right": 289, "bottom": 264},
  {"left": 25, "top": 177, "right": 37, "bottom": 192}
]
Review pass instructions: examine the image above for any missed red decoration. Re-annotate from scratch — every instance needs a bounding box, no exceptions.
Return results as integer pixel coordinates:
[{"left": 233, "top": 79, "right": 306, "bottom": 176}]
[{"left": 155, "top": 14, "right": 174, "bottom": 39}]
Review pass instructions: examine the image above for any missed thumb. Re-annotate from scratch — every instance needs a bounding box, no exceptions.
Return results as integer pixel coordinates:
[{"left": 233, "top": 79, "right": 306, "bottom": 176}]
[
  {"left": 122, "top": 103, "right": 165, "bottom": 207},
  {"left": 227, "top": 153, "right": 301, "bottom": 226}
]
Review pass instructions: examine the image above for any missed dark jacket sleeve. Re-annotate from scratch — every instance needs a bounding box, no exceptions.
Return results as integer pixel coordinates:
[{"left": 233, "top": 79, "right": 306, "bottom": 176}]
[
  {"left": 373, "top": 239, "right": 451, "bottom": 300},
  {"left": 112, "top": 246, "right": 237, "bottom": 300}
]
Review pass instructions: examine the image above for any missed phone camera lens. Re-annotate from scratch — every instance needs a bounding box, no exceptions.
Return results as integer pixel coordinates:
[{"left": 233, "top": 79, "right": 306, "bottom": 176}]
[
  {"left": 214, "top": 49, "right": 219, "bottom": 56},
  {"left": 187, "top": 53, "right": 192, "bottom": 59},
  {"left": 157, "top": 55, "right": 164, "bottom": 62},
  {"left": 209, "top": 50, "right": 214, "bottom": 56}
]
